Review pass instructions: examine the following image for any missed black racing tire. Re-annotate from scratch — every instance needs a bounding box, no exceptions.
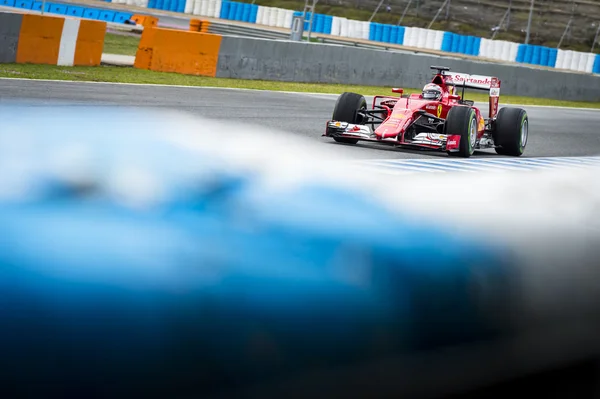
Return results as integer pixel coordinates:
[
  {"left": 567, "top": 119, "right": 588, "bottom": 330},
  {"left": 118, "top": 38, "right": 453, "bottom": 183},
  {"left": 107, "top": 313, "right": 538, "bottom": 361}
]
[
  {"left": 331, "top": 92, "right": 367, "bottom": 145},
  {"left": 444, "top": 106, "right": 477, "bottom": 158},
  {"left": 494, "top": 107, "right": 528, "bottom": 156}
]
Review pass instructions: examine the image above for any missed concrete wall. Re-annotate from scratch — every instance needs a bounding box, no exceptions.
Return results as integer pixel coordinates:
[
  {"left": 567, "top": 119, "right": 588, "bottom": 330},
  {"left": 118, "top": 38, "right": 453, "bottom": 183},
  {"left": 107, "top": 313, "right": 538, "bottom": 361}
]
[
  {"left": 0, "top": 11, "right": 106, "bottom": 67},
  {"left": 216, "top": 37, "right": 600, "bottom": 102},
  {"left": 0, "top": 12, "right": 22, "bottom": 64}
]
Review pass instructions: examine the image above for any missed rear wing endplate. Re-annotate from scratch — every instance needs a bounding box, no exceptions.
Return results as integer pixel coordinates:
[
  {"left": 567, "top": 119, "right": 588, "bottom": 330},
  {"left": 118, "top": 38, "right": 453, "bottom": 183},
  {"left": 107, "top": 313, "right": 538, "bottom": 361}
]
[{"left": 443, "top": 72, "right": 501, "bottom": 118}]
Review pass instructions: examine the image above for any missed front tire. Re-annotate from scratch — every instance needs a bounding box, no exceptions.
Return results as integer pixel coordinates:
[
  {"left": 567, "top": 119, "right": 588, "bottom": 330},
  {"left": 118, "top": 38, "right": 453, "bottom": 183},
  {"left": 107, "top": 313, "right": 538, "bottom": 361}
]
[
  {"left": 494, "top": 107, "right": 528, "bottom": 156},
  {"left": 331, "top": 92, "right": 367, "bottom": 145},
  {"left": 444, "top": 106, "right": 477, "bottom": 158}
]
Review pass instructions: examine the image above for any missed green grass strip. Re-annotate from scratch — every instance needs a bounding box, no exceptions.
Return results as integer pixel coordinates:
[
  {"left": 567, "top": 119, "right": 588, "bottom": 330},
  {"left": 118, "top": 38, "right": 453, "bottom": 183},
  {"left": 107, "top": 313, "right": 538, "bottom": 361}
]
[{"left": 0, "top": 63, "right": 598, "bottom": 109}]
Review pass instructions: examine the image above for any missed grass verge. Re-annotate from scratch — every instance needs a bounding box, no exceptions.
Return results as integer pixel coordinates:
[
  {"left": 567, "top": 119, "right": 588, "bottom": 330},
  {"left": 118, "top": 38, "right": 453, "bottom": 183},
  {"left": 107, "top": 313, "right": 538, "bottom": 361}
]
[
  {"left": 102, "top": 32, "right": 141, "bottom": 56},
  {"left": 0, "top": 63, "right": 598, "bottom": 109}
]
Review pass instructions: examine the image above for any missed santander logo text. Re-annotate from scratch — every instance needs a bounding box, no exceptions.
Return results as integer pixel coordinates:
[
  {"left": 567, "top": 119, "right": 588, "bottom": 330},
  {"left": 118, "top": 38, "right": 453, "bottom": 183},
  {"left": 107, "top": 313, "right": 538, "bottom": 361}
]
[{"left": 446, "top": 74, "right": 492, "bottom": 87}]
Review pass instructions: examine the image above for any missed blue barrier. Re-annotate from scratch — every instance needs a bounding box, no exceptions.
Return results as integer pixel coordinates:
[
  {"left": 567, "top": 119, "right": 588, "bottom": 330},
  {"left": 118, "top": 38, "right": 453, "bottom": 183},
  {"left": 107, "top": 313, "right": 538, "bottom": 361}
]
[
  {"left": 66, "top": 5, "right": 84, "bottom": 17},
  {"left": 83, "top": 8, "right": 100, "bottom": 19},
  {"left": 249, "top": 4, "right": 258, "bottom": 24},
  {"left": 15, "top": 0, "right": 33, "bottom": 9},
  {"left": 49, "top": 3, "right": 66, "bottom": 13},
  {"left": 163, "top": 0, "right": 172, "bottom": 13},
  {"left": 115, "top": 12, "right": 132, "bottom": 23},
  {"left": 0, "top": 0, "right": 16, "bottom": 6},
  {"left": 531, "top": 45, "right": 541, "bottom": 65},
  {"left": 237, "top": 1, "right": 247, "bottom": 21},
  {"left": 441, "top": 31, "right": 453, "bottom": 52},
  {"left": 238, "top": 2, "right": 246, "bottom": 21},
  {"left": 472, "top": 37, "right": 481, "bottom": 56},
  {"left": 99, "top": 10, "right": 115, "bottom": 22},
  {"left": 594, "top": 54, "right": 600, "bottom": 74},
  {"left": 369, "top": 23, "right": 376, "bottom": 41},
  {"left": 458, "top": 35, "right": 467, "bottom": 54},
  {"left": 540, "top": 46, "right": 549, "bottom": 66},
  {"left": 374, "top": 23, "right": 382, "bottom": 42},
  {"left": 32, "top": 1, "right": 50, "bottom": 11},
  {"left": 324, "top": 15, "right": 332, "bottom": 35},
  {"left": 397, "top": 26, "right": 405, "bottom": 45},
  {"left": 516, "top": 44, "right": 526, "bottom": 63},
  {"left": 382, "top": 24, "right": 391, "bottom": 43},
  {"left": 465, "top": 36, "right": 474, "bottom": 55},
  {"left": 315, "top": 14, "right": 324, "bottom": 33},
  {"left": 548, "top": 48, "right": 558, "bottom": 68},
  {"left": 450, "top": 34, "right": 460, "bottom": 53},
  {"left": 154, "top": 0, "right": 163, "bottom": 10},
  {"left": 147, "top": 0, "right": 156, "bottom": 8},
  {"left": 524, "top": 44, "right": 533, "bottom": 64},
  {"left": 172, "top": 0, "right": 181, "bottom": 13},
  {"left": 390, "top": 25, "right": 398, "bottom": 44},
  {"left": 220, "top": 1, "right": 230, "bottom": 19},
  {"left": 228, "top": 1, "right": 237, "bottom": 20}
]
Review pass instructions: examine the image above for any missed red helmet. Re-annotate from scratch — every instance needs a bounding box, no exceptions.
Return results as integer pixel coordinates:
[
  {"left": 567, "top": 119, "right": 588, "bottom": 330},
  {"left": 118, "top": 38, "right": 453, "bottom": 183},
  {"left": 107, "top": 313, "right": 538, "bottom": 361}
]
[{"left": 422, "top": 83, "right": 443, "bottom": 100}]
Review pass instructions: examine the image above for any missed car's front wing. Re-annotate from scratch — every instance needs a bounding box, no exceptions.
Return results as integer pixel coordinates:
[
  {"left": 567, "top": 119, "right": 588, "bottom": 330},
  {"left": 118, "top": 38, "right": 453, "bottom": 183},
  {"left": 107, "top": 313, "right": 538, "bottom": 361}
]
[{"left": 324, "top": 120, "right": 461, "bottom": 152}]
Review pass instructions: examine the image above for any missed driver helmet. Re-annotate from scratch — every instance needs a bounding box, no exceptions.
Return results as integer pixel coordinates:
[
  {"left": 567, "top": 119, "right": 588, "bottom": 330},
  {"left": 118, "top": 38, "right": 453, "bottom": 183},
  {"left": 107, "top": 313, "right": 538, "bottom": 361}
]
[{"left": 422, "top": 83, "right": 443, "bottom": 100}]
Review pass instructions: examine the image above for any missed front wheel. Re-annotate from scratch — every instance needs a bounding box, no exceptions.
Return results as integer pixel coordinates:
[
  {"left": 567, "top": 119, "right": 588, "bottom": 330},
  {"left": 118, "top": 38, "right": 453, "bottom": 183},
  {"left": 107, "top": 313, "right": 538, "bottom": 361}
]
[
  {"left": 493, "top": 107, "right": 528, "bottom": 156},
  {"left": 331, "top": 92, "right": 367, "bottom": 145},
  {"left": 444, "top": 106, "right": 477, "bottom": 158}
]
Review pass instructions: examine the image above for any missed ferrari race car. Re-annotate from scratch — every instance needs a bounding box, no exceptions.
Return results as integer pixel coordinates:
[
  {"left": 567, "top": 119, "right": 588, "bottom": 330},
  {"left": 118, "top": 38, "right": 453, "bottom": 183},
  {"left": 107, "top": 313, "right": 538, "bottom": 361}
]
[{"left": 323, "top": 66, "right": 529, "bottom": 157}]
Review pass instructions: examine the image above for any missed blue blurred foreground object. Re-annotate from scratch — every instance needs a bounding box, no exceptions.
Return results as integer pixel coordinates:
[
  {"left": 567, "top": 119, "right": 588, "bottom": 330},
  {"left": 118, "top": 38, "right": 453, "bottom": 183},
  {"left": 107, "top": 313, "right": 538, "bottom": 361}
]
[{"left": 0, "top": 104, "right": 599, "bottom": 399}]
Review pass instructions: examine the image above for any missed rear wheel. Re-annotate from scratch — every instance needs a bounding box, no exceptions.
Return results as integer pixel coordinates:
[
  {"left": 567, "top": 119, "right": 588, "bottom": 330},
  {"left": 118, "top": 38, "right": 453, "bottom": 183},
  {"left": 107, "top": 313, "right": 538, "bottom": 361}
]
[
  {"left": 331, "top": 92, "right": 367, "bottom": 145},
  {"left": 444, "top": 106, "right": 477, "bottom": 158},
  {"left": 494, "top": 107, "right": 528, "bottom": 156}
]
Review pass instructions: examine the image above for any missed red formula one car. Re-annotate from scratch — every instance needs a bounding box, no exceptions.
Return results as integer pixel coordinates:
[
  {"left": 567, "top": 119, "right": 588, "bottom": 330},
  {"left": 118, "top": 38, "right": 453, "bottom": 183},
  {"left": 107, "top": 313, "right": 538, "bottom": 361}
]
[{"left": 323, "top": 66, "right": 529, "bottom": 157}]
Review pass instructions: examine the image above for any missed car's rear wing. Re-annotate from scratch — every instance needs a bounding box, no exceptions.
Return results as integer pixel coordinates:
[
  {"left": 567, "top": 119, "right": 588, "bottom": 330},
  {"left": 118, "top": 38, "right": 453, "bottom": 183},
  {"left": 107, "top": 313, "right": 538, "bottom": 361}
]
[{"left": 443, "top": 72, "right": 501, "bottom": 118}]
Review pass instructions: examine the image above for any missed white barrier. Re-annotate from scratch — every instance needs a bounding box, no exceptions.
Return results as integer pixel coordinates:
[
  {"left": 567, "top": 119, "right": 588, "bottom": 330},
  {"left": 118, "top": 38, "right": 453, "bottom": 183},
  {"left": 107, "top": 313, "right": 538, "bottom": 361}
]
[
  {"left": 192, "top": 0, "right": 201, "bottom": 15},
  {"left": 585, "top": 53, "right": 596, "bottom": 74},
  {"left": 207, "top": 0, "right": 216, "bottom": 18},
  {"left": 200, "top": 0, "right": 209, "bottom": 16},
  {"left": 276, "top": 8, "right": 286, "bottom": 28},
  {"left": 425, "top": 29, "right": 436, "bottom": 49},
  {"left": 256, "top": 6, "right": 264, "bottom": 25},
  {"left": 362, "top": 21, "right": 370, "bottom": 40},
  {"left": 284, "top": 10, "right": 293, "bottom": 29},
  {"left": 509, "top": 42, "right": 519, "bottom": 62},
  {"left": 555, "top": 49, "right": 565, "bottom": 69},
  {"left": 570, "top": 51, "right": 581, "bottom": 72},
  {"left": 213, "top": 0, "right": 221, "bottom": 18},
  {"left": 331, "top": 16, "right": 341, "bottom": 36},
  {"left": 269, "top": 7, "right": 279, "bottom": 27},
  {"left": 184, "top": 0, "right": 193, "bottom": 13},
  {"left": 339, "top": 17, "right": 348, "bottom": 37},
  {"left": 261, "top": 7, "right": 270, "bottom": 26},
  {"left": 434, "top": 30, "right": 444, "bottom": 51}
]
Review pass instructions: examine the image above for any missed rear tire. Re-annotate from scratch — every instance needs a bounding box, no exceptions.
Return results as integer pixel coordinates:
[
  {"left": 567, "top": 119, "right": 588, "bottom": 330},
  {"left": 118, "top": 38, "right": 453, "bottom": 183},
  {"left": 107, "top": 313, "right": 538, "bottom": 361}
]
[
  {"left": 494, "top": 107, "right": 528, "bottom": 156},
  {"left": 331, "top": 92, "right": 367, "bottom": 145},
  {"left": 444, "top": 106, "right": 477, "bottom": 158}
]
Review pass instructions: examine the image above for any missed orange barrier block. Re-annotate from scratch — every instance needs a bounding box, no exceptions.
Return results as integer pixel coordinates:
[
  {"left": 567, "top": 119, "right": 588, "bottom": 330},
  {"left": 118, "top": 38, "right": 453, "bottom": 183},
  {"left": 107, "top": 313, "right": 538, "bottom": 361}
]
[
  {"left": 190, "top": 19, "right": 201, "bottom": 32},
  {"left": 150, "top": 29, "right": 222, "bottom": 77},
  {"left": 16, "top": 14, "right": 63, "bottom": 65},
  {"left": 132, "top": 14, "right": 158, "bottom": 28},
  {"left": 74, "top": 19, "right": 106, "bottom": 66},
  {"left": 200, "top": 21, "right": 210, "bottom": 33},
  {"left": 134, "top": 26, "right": 157, "bottom": 70}
]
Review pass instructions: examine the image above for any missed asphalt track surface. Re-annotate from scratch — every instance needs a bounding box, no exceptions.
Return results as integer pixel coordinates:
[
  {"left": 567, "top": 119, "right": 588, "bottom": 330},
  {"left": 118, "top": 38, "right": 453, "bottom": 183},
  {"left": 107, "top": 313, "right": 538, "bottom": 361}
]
[{"left": 1, "top": 78, "right": 600, "bottom": 159}]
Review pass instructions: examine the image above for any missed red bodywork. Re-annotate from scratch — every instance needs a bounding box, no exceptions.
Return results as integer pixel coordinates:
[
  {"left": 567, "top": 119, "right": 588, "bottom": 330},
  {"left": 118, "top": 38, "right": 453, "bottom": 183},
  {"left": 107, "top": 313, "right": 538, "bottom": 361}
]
[{"left": 324, "top": 71, "right": 502, "bottom": 152}]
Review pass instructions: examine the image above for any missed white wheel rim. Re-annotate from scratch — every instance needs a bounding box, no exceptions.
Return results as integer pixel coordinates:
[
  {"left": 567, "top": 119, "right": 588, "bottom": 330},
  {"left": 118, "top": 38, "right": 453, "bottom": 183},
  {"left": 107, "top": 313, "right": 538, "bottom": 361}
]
[
  {"left": 469, "top": 118, "right": 477, "bottom": 149},
  {"left": 521, "top": 119, "right": 528, "bottom": 147}
]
